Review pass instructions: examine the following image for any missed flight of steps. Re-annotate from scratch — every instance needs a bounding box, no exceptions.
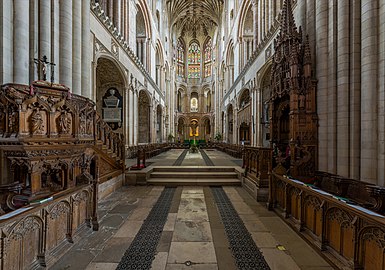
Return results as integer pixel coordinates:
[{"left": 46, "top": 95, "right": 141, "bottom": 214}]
[{"left": 147, "top": 166, "right": 242, "bottom": 186}]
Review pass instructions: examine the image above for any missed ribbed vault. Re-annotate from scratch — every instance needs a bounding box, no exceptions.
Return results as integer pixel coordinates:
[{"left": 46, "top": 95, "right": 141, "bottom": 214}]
[{"left": 167, "top": 0, "right": 223, "bottom": 36}]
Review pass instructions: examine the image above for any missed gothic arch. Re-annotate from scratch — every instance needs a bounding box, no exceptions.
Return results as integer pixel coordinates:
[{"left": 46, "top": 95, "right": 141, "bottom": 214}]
[
  {"left": 138, "top": 90, "right": 151, "bottom": 143},
  {"left": 95, "top": 56, "right": 126, "bottom": 133},
  {"left": 236, "top": 0, "right": 253, "bottom": 39}
]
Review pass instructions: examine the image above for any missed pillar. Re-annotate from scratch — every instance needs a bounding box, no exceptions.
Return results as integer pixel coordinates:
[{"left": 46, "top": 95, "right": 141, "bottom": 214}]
[
  {"left": 315, "top": 0, "right": 329, "bottom": 171},
  {"left": 52, "top": 0, "right": 60, "bottom": 83},
  {"left": 82, "top": 0, "right": 91, "bottom": 98},
  {"left": 252, "top": 1, "right": 258, "bottom": 49},
  {"left": 361, "top": 0, "right": 378, "bottom": 183},
  {"left": 133, "top": 90, "right": 138, "bottom": 145},
  {"left": 72, "top": 0, "right": 82, "bottom": 95},
  {"left": 129, "top": 87, "right": 134, "bottom": 145},
  {"left": 337, "top": 0, "right": 349, "bottom": 176},
  {"left": 59, "top": 0, "right": 72, "bottom": 89},
  {"left": 13, "top": 0, "right": 29, "bottom": 84},
  {"left": 124, "top": 87, "right": 129, "bottom": 147},
  {"left": 39, "top": 0, "right": 51, "bottom": 76},
  {"left": 327, "top": 0, "right": 337, "bottom": 173}
]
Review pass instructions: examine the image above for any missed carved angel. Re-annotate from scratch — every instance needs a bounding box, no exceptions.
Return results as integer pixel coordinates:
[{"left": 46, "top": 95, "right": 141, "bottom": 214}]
[
  {"left": 30, "top": 109, "right": 44, "bottom": 135},
  {"left": 59, "top": 111, "right": 71, "bottom": 134}
]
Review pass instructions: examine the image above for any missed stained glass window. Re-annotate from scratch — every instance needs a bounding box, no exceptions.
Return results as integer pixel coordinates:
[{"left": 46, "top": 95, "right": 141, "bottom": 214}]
[
  {"left": 204, "top": 38, "right": 212, "bottom": 77},
  {"left": 177, "top": 39, "right": 185, "bottom": 78},
  {"left": 188, "top": 41, "right": 201, "bottom": 78}
]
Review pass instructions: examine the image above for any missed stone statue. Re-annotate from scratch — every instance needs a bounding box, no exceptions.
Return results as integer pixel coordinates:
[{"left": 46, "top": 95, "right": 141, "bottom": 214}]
[{"left": 31, "top": 109, "right": 44, "bottom": 135}]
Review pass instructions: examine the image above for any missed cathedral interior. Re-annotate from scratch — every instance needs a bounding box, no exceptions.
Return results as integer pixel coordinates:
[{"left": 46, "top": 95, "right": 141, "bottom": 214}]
[{"left": 0, "top": 0, "right": 385, "bottom": 269}]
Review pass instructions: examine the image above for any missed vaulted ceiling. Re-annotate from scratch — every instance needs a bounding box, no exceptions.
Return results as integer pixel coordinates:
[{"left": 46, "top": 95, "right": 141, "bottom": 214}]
[{"left": 167, "top": 0, "right": 224, "bottom": 37}]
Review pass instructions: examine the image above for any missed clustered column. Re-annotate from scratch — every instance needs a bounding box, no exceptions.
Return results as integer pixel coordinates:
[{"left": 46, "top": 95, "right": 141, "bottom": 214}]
[
  {"left": 59, "top": 0, "right": 73, "bottom": 89},
  {"left": 13, "top": 0, "right": 29, "bottom": 84}
]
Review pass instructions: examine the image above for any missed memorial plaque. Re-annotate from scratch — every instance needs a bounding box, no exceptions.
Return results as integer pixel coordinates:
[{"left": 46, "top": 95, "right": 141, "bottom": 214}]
[{"left": 103, "top": 108, "right": 122, "bottom": 122}]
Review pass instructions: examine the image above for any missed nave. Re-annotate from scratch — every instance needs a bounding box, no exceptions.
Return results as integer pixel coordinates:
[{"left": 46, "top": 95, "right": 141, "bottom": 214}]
[{"left": 50, "top": 150, "right": 332, "bottom": 270}]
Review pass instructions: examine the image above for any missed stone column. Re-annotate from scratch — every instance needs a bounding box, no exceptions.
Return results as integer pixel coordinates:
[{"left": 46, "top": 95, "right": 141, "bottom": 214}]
[
  {"left": 129, "top": 87, "right": 134, "bottom": 145},
  {"left": 361, "top": 0, "right": 378, "bottom": 183},
  {"left": 257, "top": 88, "right": 263, "bottom": 147},
  {"left": 114, "top": 0, "right": 121, "bottom": 32},
  {"left": 336, "top": 0, "right": 349, "bottom": 176},
  {"left": 13, "top": 0, "right": 29, "bottom": 84},
  {"left": 258, "top": 0, "right": 263, "bottom": 41},
  {"left": 108, "top": 0, "right": 113, "bottom": 20},
  {"left": 327, "top": 0, "right": 337, "bottom": 173},
  {"left": 315, "top": 0, "right": 329, "bottom": 172},
  {"left": 124, "top": 87, "right": 129, "bottom": 147},
  {"left": 133, "top": 90, "right": 138, "bottom": 145},
  {"left": 52, "top": 0, "right": 60, "bottom": 83},
  {"left": 349, "top": 0, "right": 361, "bottom": 180},
  {"left": 39, "top": 0, "right": 51, "bottom": 72},
  {"left": 72, "top": 0, "right": 82, "bottom": 95},
  {"left": 59, "top": 0, "right": 72, "bottom": 89},
  {"left": 378, "top": 0, "right": 385, "bottom": 186},
  {"left": 82, "top": 0, "right": 91, "bottom": 98},
  {"left": 252, "top": 1, "right": 258, "bottom": 49}
]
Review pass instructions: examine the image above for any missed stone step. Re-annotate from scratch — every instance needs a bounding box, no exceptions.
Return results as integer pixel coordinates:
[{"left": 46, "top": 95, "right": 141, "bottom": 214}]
[
  {"left": 150, "top": 171, "right": 239, "bottom": 179},
  {"left": 147, "top": 178, "right": 241, "bottom": 186},
  {"left": 151, "top": 166, "right": 237, "bottom": 172}
]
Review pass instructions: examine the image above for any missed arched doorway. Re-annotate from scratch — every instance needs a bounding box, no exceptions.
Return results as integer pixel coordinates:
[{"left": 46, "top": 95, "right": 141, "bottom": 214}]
[
  {"left": 238, "top": 89, "right": 251, "bottom": 145},
  {"left": 156, "top": 105, "right": 162, "bottom": 143},
  {"left": 203, "top": 118, "right": 211, "bottom": 141},
  {"left": 177, "top": 117, "right": 185, "bottom": 142},
  {"left": 95, "top": 57, "right": 125, "bottom": 134},
  {"left": 138, "top": 90, "right": 150, "bottom": 143},
  {"left": 227, "top": 104, "right": 234, "bottom": 144}
]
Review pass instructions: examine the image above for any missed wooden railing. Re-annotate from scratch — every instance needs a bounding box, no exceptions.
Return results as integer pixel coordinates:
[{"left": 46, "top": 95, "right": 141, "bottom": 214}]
[
  {"left": 216, "top": 143, "right": 243, "bottom": 158},
  {"left": 270, "top": 172, "right": 385, "bottom": 269}
]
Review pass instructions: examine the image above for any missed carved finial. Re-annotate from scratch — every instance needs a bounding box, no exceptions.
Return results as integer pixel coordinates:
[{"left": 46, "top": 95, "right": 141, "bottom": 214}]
[{"left": 279, "top": 0, "right": 297, "bottom": 38}]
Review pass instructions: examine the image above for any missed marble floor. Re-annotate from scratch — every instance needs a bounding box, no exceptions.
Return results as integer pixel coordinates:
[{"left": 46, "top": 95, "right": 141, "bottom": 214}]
[{"left": 50, "top": 185, "right": 333, "bottom": 270}]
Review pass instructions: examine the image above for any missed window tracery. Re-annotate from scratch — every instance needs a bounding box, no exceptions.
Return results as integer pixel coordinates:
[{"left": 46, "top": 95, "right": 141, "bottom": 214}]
[
  {"left": 204, "top": 38, "right": 212, "bottom": 77},
  {"left": 188, "top": 41, "right": 201, "bottom": 78},
  {"left": 177, "top": 39, "right": 185, "bottom": 78}
]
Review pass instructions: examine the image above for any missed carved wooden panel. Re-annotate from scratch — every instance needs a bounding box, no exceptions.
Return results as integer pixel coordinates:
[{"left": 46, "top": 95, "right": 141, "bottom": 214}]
[{"left": 271, "top": 172, "right": 385, "bottom": 269}]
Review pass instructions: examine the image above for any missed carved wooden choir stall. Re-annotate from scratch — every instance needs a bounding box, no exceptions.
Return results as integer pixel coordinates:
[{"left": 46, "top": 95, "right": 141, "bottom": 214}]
[
  {"left": 0, "top": 81, "right": 124, "bottom": 269},
  {"left": 269, "top": 0, "right": 318, "bottom": 180},
  {"left": 266, "top": 1, "right": 385, "bottom": 269}
]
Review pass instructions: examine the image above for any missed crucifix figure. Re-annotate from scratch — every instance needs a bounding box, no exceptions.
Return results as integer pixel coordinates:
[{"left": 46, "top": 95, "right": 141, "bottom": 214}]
[{"left": 34, "top": 55, "right": 56, "bottom": 82}]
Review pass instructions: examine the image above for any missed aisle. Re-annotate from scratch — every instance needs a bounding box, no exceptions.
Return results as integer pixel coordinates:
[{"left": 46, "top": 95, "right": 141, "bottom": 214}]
[{"left": 50, "top": 186, "right": 333, "bottom": 270}]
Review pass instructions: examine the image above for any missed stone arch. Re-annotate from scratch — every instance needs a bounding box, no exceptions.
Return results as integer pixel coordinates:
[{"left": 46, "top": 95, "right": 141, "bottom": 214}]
[
  {"left": 156, "top": 104, "right": 163, "bottom": 143},
  {"left": 136, "top": 1, "right": 152, "bottom": 68},
  {"left": 190, "top": 91, "right": 199, "bottom": 113},
  {"left": 201, "top": 116, "right": 212, "bottom": 141},
  {"left": 138, "top": 90, "right": 151, "bottom": 143},
  {"left": 177, "top": 116, "right": 188, "bottom": 141},
  {"left": 258, "top": 62, "right": 273, "bottom": 147},
  {"left": 95, "top": 56, "right": 126, "bottom": 133},
  {"left": 226, "top": 41, "right": 235, "bottom": 87},
  {"left": 227, "top": 103, "right": 234, "bottom": 144}
]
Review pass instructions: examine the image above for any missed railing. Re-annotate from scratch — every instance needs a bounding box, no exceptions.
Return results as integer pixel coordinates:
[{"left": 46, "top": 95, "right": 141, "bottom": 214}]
[
  {"left": 0, "top": 184, "right": 96, "bottom": 270},
  {"left": 216, "top": 143, "right": 243, "bottom": 159},
  {"left": 270, "top": 172, "right": 385, "bottom": 269}
]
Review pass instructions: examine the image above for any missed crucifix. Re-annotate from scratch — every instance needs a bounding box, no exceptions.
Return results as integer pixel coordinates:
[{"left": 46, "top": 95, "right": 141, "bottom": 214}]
[{"left": 34, "top": 55, "right": 56, "bottom": 82}]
